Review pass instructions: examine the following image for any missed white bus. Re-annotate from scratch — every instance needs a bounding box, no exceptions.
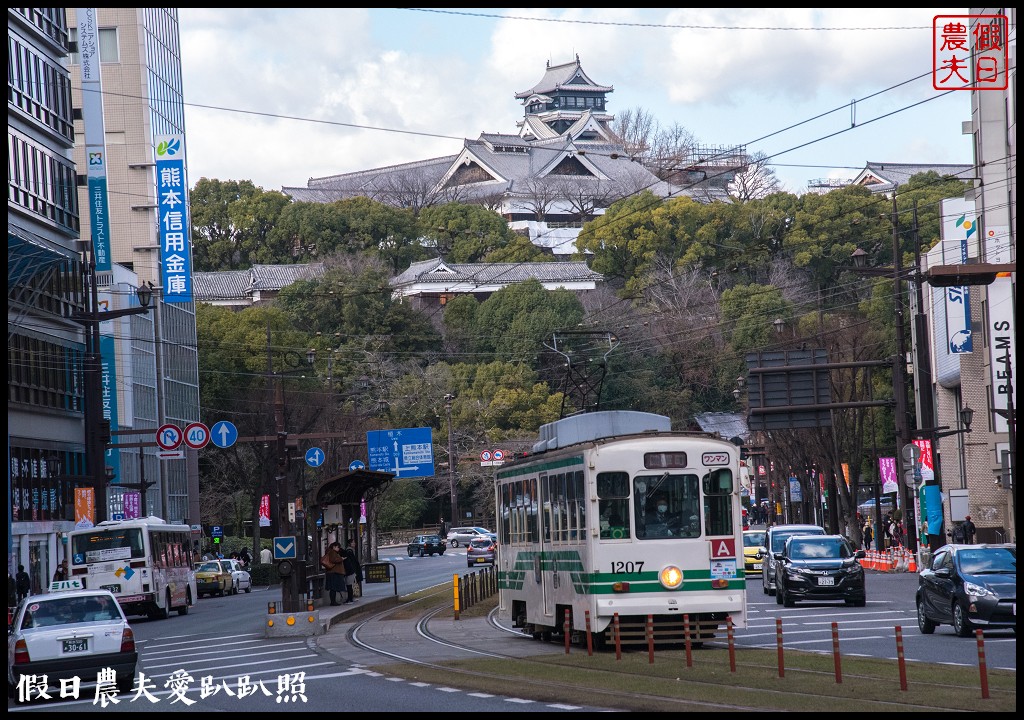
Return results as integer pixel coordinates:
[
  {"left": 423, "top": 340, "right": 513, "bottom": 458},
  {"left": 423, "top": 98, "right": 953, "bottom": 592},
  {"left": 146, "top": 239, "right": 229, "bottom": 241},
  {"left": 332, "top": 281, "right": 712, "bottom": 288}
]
[
  {"left": 496, "top": 411, "right": 747, "bottom": 647},
  {"left": 67, "top": 516, "right": 197, "bottom": 619}
]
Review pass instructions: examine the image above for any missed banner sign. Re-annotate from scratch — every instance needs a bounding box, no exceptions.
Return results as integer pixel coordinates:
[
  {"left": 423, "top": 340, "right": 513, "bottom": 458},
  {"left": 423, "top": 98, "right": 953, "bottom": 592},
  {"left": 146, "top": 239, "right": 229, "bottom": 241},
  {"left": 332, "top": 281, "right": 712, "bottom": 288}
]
[
  {"left": 259, "top": 494, "right": 271, "bottom": 527},
  {"left": 78, "top": 7, "right": 111, "bottom": 271},
  {"left": 154, "top": 134, "right": 194, "bottom": 303},
  {"left": 74, "top": 487, "right": 95, "bottom": 529},
  {"left": 984, "top": 225, "right": 1015, "bottom": 433},
  {"left": 878, "top": 457, "right": 898, "bottom": 494}
]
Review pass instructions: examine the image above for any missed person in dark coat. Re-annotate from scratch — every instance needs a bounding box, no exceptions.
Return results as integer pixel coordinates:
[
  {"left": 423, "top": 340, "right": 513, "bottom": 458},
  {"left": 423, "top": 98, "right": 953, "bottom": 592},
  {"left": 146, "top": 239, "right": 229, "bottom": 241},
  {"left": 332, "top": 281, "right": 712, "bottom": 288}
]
[
  {"left": 961, "top": 515, "right": 977, "bottom": 544},
  {"left": 15, "top": 565, "right": 31, "bottom": 602},
  {"left": 342, "top": 547, "right": 362, "bottom": 604},
  {"left": 324, "top": 542, "right": 346, "bottom": 606}
]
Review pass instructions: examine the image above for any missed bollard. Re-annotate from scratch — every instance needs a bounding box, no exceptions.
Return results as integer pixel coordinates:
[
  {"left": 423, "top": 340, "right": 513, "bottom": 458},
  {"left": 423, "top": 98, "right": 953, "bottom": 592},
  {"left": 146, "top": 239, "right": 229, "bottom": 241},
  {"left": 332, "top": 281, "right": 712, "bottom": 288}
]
[
  {"left": 831, "top": 621, "right": 842, "bottom": 684},
  {"left": 895, "top": 625, "right": 907, "bottom": 691},
  {"left": 683, "top": 613, "right": 693, "bottom": 668},
  {"left": 976, "top": 630, "right": 989, "bottom": 699},
  {"left": 727, "top": 615, "right": 736, "bottom": 673},
  {"left": 564, "top": 608, "right": 571, "bottom": 654},
  {"left": 776, "top": 617, "right": 785, "bottom": 678},
  {"left": 613, "top": 612, "right": 622, "bottom": 661},
  {"left": 585, "top": 610, "right": 593, "bottom": 656},
  {"left": 646, "top": 614, "right": 654, "bottom": 664},
  {"left": 453, "top": 573, "right": 460, "bottom": 620}
]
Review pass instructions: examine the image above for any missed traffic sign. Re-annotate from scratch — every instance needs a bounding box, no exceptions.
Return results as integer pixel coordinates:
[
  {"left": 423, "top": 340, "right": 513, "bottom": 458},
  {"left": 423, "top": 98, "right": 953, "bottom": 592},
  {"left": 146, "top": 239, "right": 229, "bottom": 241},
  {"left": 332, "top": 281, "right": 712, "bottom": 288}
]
[
  {"left": 493, "top": 449, "right": 505, "bottom": 461},
  {"left": 156, "top": 424, "right": 182, "bottom": 450},
  {"left": 349, "top": 460, "right": 366, "bottom": 471},
  {"left": 366, "top": 427, "right": 435, "bottom": 479},
  {"left": 901, "top": 443, "right": 921, "bottom": 464},
  {"left": 111, "top": 512, "right": 125, "bottom": 521},
  {"left": 305, "top": 447, "right": 325, "bottom": 468},
  {"left": 210, "top": 420, "right": 238, "bottom": 448},
  {"left": 211, "top": 526, "right": 223, "bottom": 538},
  {"left": 183, "top": 422, "right": 210, "bottom": 449},
  {"left": 480, "top": 450, "right": 492, "bottom": 462},
  {"left": 273, "top": 536, "right": 296, "bottom": 560}
]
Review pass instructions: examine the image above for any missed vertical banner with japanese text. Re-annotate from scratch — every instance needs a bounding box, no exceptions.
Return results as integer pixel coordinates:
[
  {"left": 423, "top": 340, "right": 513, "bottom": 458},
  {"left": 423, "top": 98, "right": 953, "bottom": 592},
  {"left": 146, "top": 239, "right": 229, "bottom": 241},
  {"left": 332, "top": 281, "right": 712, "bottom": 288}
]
[
  {"left": 74, "top": 487, "right": 96, "bottom": 529},
  {"left": 154, "top": 135, "right": 194, "bottom": 303},
  {"left": 259, "top": 494, "right": 271, "bottom": 527}
]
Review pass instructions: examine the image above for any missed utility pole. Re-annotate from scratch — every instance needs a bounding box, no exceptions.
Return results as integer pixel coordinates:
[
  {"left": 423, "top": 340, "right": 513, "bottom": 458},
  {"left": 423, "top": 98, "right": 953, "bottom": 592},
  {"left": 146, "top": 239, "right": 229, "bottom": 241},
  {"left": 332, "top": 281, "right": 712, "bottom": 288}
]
[
  {"left": 890, "top": 195, "right": 918, "bottom": 555},
  {"left": 445, "top": 394, "right": 457, "bottom": 525}
]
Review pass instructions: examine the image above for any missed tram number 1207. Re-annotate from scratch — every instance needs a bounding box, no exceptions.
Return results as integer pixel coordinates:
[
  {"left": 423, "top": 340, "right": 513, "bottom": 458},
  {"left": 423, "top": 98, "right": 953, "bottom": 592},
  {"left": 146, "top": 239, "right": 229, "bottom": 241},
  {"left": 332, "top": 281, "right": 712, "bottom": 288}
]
[{"left": 610, "top": 561, "right": 645, "bottom": 573}]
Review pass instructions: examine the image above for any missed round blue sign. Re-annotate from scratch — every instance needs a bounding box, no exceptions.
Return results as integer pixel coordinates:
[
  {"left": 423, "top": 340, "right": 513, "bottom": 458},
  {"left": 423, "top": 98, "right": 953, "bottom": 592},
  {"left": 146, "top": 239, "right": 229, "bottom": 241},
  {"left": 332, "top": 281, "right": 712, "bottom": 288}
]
[
  {"left": 210, "top": 420, "right": 238, "bottom": 448},
  {"left": 349, "top": 460, "right": 366, "bottom": 471},
  {"left": 305, "top": 447, "right": 326, "bottom": 468}
]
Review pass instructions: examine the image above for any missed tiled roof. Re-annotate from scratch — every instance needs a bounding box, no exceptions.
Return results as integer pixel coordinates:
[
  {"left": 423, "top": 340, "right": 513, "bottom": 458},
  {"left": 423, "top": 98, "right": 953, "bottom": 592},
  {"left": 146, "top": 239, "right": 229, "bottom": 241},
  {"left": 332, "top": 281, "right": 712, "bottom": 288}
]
[
  {"left": 856, "top": 162, "right": 974, "bottom": 193},
  {"left": 193, "top": 270, "right": 251, "bottom": 300},
  {"left": 514, "top": 57, "right": 613, "bottom": 98},
  {"left": 693, "top": 412, "right": 748, "bottom": 443},
  {"left": 390, "top": 258, "right": 603, "bottom": 288},
  {"left": 193, "top": 264, "right": 326, "bottom": 303}
]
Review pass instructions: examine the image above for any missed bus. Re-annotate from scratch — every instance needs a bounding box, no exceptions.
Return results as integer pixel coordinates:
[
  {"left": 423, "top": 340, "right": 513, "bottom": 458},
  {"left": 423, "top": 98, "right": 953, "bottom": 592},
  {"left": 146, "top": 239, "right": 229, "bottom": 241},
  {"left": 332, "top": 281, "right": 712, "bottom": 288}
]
[
  {"left": 66, "top": 516, "right": 197, "bottom": 619},
  {"left": 495, "top": 411, "right": 747, "bottom": 647}
]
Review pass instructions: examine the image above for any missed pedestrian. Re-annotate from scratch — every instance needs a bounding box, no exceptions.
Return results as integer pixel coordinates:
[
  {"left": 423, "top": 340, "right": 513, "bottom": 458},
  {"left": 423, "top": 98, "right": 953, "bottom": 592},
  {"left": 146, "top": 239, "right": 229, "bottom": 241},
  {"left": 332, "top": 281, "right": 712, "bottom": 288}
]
[
  {"left": 52, "top": 559, "right": 69, "bottom": 583},
  {"left": 342, "top": 546, "right": 362, "bottom": 604},
  {"left": 239, "top": 547, "right": 252, "bottom": 568},
  {"left": 862, "top": 518, "right": 874, "bottom": 550},
  {"left": 961, "top": 515, "right": 977, "bottom": 544},
  {"left": 8, "top": 572, "right": 17, "bottom": 608},
  {"left": 16, "top": 564, "right": 31, "bottom": 602},
  {"left": 322, "top": 541, "right": 346, "bottom": 606},
  {"left": 260, "top": 546, "right": 272, "bottom": 564}
]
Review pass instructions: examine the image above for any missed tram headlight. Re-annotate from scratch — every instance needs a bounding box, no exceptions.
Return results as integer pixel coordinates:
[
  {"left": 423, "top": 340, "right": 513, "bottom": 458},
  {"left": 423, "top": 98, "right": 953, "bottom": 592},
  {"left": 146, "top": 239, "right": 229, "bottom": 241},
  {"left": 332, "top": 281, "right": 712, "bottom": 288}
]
[{"left": 659, "top": 565, "right": 684, "bottom": 590}]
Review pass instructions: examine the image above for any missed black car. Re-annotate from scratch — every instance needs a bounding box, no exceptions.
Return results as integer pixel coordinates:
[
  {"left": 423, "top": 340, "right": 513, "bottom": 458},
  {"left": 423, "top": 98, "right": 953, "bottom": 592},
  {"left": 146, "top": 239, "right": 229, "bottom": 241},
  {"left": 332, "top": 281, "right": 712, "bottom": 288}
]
[
  {"left": 916, "top": 543, "right": 1016, "bottom": 637},
  {"left": 407, "top": 534, "right": 446, "bottom": 557},
  {"left": 774, "top": 534, "right": 866, "bottom": 607}
]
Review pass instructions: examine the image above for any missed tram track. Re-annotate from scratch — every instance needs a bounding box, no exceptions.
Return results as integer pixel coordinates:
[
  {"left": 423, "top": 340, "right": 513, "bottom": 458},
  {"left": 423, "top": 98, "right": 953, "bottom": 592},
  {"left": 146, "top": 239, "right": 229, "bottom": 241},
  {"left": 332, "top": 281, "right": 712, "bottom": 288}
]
[{"left": 334, "top": 592, "right": 1012, "bottom": 712}]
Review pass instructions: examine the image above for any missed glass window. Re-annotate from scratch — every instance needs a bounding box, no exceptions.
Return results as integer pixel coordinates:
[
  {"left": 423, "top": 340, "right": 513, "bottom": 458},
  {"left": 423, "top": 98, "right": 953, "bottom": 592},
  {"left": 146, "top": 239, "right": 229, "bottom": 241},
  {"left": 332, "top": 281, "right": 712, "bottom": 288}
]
[
  {"left": 597, "top": 472, "right": 630, "bottom": 539},
  {"left": 633, "top": 473, "right": 701, "bottom": 539},
  {"left": 703, "top": 469, "right": 734, "bottom": 537}
]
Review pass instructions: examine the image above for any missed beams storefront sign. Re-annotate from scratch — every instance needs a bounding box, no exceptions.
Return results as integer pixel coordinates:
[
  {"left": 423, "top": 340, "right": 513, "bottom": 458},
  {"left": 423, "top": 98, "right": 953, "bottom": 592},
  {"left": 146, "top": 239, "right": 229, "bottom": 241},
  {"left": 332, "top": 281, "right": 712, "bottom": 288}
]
[{"left": 155, "top": 134, "right": 194, "bottom": 303}]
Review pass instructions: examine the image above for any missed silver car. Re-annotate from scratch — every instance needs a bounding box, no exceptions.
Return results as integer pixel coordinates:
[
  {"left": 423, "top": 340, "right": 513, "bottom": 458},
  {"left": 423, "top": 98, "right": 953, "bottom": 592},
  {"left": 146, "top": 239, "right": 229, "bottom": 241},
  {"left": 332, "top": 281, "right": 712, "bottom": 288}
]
[
  {"left": 762, "top": 524, "right": 826, "bottom": 596},
  {"left": 446, "top": 527, "right": 496, "bottom": 547}
]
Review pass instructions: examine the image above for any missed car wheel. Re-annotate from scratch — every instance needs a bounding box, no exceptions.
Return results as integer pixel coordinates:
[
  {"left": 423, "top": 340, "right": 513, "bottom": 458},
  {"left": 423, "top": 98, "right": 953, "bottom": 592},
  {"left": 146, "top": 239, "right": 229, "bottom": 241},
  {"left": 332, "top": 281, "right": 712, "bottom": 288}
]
[
  {"left": 468, "top": 561, "right": 473, "bottom": 568},
  {"left": 450, "top": 539, "right": 458, "bottom": 547},
  {"left": 116, "top": 669, "right": 136, "bottom": 694},
  {"left": 775, "top": 585, "right": 783, "bottom": 605},
  {"left": 177, "top": 588, "right": 192, "bottom": 616},
  {"left": 782, "top": 585, "right": 795, "bottom": 607},
  {"left": 419, "top": 548, "right": 425, "bottom": 557},
  {"left": 244, "top": 584, "right": 251, "bottom": 594},
  {"left": 439, "top": 549, "right": 445, "bottom": 555},
  {"left": 917, "top": 599, "right": 936, "bottom": 634},
  {"left": 952, "top": 601, "right": 973, "bottom": 637},
  {"left": 408, "top": 548, "right": 414, "bottom": 557}
]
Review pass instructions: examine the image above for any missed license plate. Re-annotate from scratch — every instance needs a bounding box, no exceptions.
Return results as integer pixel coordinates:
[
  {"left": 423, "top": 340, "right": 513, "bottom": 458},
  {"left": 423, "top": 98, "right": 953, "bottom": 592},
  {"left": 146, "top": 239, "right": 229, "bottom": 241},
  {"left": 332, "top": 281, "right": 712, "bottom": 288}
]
[
  {"left": 476, "top": 557, "right": 487, "bottom": 563},
  {"left": 817, "top": 576, "right": 835, "bottom": 586},
  {"left": 101, "top": 584, "right": 121, "bottom": 593},
  {"left": 63, "top": 638, "right": 88, "bottom": 653},
  {"left": 752, "top": 563, "right": 762, "bottom": 570}
]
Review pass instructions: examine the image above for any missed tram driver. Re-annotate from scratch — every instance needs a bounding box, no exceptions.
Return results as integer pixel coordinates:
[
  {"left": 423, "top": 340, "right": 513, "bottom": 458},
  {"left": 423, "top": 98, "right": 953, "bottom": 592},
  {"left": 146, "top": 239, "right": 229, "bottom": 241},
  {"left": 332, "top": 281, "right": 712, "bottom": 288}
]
[{"left": 642, "top": 493, "right": 682, "bottom": 538}]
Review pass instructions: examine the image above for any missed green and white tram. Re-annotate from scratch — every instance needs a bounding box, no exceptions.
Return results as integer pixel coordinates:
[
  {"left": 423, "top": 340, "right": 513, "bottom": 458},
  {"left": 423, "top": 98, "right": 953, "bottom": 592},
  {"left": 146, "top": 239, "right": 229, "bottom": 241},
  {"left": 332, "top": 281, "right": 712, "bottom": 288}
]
[{"left": 495, "top": 411, "right": 747, "bottom": 646}]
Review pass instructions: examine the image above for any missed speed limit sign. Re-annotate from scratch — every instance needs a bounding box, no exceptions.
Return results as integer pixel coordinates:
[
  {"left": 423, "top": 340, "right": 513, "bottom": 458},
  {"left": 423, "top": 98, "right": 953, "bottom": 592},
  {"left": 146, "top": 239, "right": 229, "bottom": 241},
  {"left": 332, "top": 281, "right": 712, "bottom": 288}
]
[{"left": 183, "top": 422, "right": 211, "bottom": 449}]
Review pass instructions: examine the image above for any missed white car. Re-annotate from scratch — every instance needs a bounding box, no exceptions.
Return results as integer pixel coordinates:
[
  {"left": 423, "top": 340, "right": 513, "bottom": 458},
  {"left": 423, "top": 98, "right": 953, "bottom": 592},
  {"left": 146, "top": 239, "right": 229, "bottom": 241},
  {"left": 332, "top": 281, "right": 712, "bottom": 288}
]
[
  {"left": 446, "top": 526, "right": 497, "bottom": 547},
  {"left": 219, "top": 559, "right": 252, "bottom": 594},
  {"left": 8, "top": 585, "right": 137, "bottom": 700}
]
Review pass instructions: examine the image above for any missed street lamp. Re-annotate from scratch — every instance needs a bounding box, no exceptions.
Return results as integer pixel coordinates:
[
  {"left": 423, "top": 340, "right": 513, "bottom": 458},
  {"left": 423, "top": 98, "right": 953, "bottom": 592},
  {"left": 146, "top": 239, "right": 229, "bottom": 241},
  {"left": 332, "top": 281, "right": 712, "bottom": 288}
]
[{"left": 70, "top": 260, "right": 153, "bottom": 524}]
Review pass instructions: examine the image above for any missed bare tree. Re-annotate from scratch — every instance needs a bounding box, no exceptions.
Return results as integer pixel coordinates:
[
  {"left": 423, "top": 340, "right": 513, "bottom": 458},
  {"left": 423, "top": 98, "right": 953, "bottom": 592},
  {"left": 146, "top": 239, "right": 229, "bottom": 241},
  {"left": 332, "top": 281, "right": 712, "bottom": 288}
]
[{"left": 729, "top": 151, "right": 782, "bottom": 201}]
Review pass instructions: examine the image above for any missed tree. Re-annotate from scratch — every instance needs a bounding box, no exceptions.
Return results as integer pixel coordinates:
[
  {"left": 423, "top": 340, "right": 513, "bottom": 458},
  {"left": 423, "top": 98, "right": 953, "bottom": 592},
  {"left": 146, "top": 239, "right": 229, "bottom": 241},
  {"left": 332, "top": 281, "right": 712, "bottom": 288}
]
[
  {"left": 189, "top": 179, "right": 290, "bottom": 270},
  {"left": 729, "top": 151, "right": 781, "bottom": 201},
  {"left": 417, "top": 203, "right": 518, "bottom": 262}
]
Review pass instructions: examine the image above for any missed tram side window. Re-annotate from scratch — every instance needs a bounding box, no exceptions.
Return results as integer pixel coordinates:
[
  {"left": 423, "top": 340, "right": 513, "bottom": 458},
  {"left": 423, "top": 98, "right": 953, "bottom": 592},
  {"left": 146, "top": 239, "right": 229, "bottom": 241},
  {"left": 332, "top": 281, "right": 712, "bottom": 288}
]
[
  {"left": 571, "top": 470, "right": 585, "bottom": 539},
  {"left": 526, "top": 477, "right": 539, "bottom": 543},
  {"left": 703, "top": 468, "right": 734, "bottom": 536},
  {"left": 596, "top": 471, "right": 630, "bottom": 539}
]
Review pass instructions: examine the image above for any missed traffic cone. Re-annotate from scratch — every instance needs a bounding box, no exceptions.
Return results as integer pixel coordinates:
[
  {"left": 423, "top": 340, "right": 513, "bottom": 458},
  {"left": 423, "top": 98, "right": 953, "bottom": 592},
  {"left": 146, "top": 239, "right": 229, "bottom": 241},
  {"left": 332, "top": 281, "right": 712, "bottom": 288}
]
[{"left": 907, "top": 551, "right": 917, "bottom": 573}]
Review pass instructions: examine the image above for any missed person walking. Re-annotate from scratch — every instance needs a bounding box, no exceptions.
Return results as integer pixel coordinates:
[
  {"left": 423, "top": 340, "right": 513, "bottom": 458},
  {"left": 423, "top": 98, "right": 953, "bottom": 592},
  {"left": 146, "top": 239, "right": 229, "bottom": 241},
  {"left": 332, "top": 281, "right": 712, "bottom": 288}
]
[
  {"left": 239, "top": 547, "right": 252, "bottom": 568},
  {"left": 323, "top": 542, "right": 346, "bottom": 606},
  {"left": 961, "top": 515, "right": 977, "bottom": 544},
  {"left": 260, "top": 546, "right": 272, "bottom": 564},
  {"left": 15, "top": 564, "right": 31, "bottom": 602},
  {"left": 342, "top": 547, "right": 362, "bottom": 604}
]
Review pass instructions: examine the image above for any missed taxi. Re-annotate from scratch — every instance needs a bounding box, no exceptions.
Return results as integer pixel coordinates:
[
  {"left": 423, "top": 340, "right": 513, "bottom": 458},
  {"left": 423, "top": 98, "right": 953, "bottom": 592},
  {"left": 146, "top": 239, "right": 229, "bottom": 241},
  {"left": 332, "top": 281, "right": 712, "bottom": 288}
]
[
  {"left": 743, "top": 530, "right": 767, "bottom": 577},
  {"left": 8, "top": 581, "right": 137, "bottom": 700},
  {"left": 194, "top": 560, "right": 232, "bottom": 598}
]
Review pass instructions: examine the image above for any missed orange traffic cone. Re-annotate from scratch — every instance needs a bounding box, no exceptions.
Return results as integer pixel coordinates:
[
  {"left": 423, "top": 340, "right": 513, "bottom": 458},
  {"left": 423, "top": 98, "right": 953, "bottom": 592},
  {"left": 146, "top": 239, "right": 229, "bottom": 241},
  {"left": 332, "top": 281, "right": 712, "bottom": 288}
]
[{"left": 907, "top": 552, "right": 917, "bottom": 573}]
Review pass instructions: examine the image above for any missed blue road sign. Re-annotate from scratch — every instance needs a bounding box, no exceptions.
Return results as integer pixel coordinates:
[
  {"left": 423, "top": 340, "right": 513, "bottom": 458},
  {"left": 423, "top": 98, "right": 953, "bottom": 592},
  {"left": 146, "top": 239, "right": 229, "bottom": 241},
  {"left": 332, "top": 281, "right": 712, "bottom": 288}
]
[
  {"left": 366, "top": 427, "right": 435, "bottom": 478},
  {"left": 273, "top": 536, "right": 297, "bottom": 560},
  {"left": 211, "top": 525, "right": 223, "bottom": 538},
  {"left": 210, "top": 420, "right": 238, "bottom": 448},
  {"left": 305, "top": 447, "right": 326, "bottom": 468},
  {"left": 349, "top": 460, "right": 366, "bottom": 471}
]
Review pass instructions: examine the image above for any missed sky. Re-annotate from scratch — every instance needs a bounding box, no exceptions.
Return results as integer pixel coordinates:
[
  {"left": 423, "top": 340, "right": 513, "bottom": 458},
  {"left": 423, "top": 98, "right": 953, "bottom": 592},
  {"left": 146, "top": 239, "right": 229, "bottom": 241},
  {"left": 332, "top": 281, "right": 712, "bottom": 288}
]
[{"left": 178, "top": 8, "right": 975, "bottom": 196}]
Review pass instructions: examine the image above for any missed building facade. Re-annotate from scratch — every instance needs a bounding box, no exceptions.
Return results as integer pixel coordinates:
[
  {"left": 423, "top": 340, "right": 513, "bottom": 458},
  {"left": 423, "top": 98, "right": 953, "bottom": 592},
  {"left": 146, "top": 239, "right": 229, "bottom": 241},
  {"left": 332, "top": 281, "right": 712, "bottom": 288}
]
[
  {"left": 66, "top": 8, "right": 200, "bottom": 527},
  {"left": 8, "top": 8, "right": 85, "bottom": 590}
]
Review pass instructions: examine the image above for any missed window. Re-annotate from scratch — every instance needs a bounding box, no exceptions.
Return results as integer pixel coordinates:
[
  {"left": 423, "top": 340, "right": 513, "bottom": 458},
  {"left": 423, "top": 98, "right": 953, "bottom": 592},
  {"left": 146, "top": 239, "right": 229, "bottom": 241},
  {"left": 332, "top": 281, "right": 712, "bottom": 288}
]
[
  {"left": 69, "top": 27, "right": 119, "bottom": 64},
  {"left": 702, "top": 469, "right": 734, "bottom": 536},
  {"left": 597, "top": 472, "right": 630, "bottom": 539},
  {"left": 634, "top": 473, "right": 701, "bottom": 539}
]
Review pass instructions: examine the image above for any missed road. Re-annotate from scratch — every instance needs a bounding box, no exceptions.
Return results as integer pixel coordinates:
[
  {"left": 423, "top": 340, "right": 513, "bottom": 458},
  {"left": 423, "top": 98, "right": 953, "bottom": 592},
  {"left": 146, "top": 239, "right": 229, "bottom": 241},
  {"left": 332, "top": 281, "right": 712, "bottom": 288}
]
[{"left": 10, "top": 544, "right": 1014, "bottom": 712}]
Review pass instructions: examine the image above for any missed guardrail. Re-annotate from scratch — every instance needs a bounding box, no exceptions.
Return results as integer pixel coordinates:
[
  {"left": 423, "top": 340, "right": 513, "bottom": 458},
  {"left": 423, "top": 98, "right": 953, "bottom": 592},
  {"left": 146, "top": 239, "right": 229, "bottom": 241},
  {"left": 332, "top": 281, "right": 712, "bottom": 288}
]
[{"left": 454, "top": 565, "right": 497, "bottom": 619}]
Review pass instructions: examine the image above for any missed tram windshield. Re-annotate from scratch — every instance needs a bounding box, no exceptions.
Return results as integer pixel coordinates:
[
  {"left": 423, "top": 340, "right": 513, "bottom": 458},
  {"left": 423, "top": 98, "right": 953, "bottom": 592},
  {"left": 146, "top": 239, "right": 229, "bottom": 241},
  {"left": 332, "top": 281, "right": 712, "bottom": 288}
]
[{"left": 634, "top": 473, "right": 701, "bottom": 539}]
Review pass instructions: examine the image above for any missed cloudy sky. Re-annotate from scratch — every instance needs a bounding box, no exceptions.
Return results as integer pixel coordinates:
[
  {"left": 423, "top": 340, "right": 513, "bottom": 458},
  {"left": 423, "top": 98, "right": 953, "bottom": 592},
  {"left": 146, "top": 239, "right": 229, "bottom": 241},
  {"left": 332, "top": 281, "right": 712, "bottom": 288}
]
[{"left": 178, "top": 8, "right": 974, "bottom": 195}]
